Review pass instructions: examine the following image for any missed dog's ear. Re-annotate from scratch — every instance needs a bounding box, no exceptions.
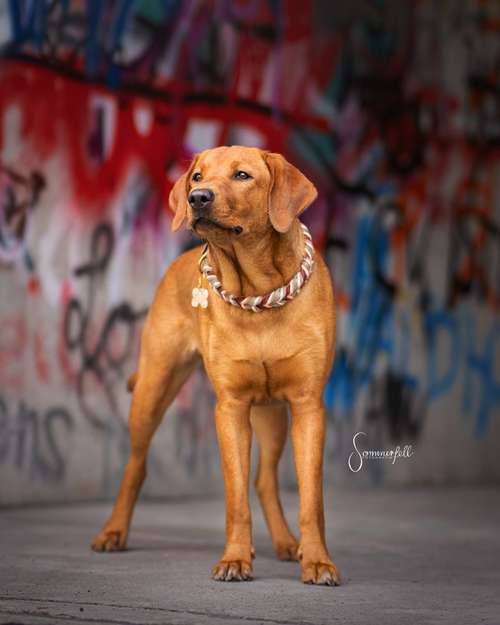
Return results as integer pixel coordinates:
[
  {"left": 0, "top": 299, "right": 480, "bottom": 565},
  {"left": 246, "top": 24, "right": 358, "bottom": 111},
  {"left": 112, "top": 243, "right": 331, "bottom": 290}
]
[
  {"left": 168, "top": 156, "right": 198, "bottom": 232},
  {"left": 264, "top": 152, "right": 317, "bottom": 233}
]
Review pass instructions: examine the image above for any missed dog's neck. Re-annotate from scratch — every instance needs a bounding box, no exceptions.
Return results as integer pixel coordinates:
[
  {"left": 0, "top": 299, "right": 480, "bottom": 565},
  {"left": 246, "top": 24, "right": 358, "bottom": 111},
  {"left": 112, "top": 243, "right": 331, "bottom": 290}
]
[{"left": 206, "top": 220, "right": 304, "bottom": 297}]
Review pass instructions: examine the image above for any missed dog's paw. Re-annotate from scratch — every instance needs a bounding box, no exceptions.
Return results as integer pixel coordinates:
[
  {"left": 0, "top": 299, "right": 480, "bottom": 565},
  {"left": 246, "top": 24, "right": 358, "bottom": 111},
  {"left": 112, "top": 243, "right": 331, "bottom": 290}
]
[
  {"left": 91, "top": 528, "right": 127, "bottom": 553},
  {"left": 211, "top": 560, "right": 253, "bottom": 581},
  {"left": 301, "top": 561, "right": 340, "bottom": 586},
  {"left": 275, "top": 539, "right": 299, "bottom": 561}
]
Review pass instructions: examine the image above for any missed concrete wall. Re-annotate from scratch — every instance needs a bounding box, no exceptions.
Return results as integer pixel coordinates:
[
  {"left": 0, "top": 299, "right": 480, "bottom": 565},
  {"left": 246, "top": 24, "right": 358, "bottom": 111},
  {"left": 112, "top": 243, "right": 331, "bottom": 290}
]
[{"left": 0, "top": 0, "right": 499, "bottom": 505}]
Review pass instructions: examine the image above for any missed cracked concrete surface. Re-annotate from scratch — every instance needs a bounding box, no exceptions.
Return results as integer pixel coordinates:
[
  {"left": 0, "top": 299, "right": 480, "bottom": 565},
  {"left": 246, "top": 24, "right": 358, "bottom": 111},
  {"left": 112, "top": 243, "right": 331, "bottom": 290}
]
[{"left": 1, "top": 487, "right": 499, "bottom": 625}]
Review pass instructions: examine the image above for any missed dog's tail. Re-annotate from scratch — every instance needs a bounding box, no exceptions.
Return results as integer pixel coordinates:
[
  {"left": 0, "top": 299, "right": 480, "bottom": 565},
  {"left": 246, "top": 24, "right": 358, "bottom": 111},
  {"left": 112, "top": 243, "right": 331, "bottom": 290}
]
[{"left": 126, "top": 372, "right": 138, "bottom": 393}]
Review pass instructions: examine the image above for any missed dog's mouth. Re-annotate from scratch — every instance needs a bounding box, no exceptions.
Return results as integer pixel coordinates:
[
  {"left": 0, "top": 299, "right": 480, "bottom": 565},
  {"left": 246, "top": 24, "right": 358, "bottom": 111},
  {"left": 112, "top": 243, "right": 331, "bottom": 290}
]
[{"left": 192, "top": 217, "right": 243, "bottom": 235}]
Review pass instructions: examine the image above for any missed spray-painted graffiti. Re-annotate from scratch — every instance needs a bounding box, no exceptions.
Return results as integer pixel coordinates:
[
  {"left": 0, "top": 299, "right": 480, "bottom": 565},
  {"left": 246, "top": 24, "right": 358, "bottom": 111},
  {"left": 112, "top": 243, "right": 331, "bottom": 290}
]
[
  {"left": 0, "top": 394, "right": 74, "bottom": 482},
  {"left": 63, "top": 222, "right": 147, "bottom": 432},
  {"left": 0, "top": 162, "right": 45, "bottom": 269},
  {"left": 0, "top": 0, "right": 499, "bottom": 499}
]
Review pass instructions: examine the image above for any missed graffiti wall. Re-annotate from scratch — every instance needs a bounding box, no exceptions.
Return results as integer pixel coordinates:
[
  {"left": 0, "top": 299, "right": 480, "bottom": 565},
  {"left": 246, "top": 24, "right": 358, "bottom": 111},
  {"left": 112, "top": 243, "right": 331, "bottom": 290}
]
[{"left": 0, "top": 0, "right": 498, "bottom": 504}]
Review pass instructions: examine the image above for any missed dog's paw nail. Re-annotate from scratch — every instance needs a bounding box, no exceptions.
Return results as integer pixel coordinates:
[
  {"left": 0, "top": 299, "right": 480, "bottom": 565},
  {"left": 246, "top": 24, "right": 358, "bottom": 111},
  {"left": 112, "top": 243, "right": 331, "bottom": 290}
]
[
  {"left": 319, "top": 570, "right": 335, "bottom": 585},
  {"left": 91, "top": 530, "right": 127, "bottom": 553},
  {"left": 211, "top": 560, "right": 253, "bottom": 582},
  {"left": 302, "top": 562, "right": 341, "bottom": 586}
]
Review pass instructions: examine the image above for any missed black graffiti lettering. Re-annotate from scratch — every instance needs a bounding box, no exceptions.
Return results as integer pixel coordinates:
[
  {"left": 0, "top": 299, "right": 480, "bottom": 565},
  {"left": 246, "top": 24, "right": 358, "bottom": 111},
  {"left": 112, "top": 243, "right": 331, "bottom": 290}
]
[
  {"left": 43, "top": 407, "right": 75, "bottom": 481},
  {"left": 0, "top": 162, "right": 46, "bottom": 264},
  {"left": 365, "top": 372, "right": 425, "bottom": 443},
  {"left": 0, "top": 395, "right": 74, "bottom": 482},
  {"left": 63, "top": 223, "right": 147, "bottom": 431}
]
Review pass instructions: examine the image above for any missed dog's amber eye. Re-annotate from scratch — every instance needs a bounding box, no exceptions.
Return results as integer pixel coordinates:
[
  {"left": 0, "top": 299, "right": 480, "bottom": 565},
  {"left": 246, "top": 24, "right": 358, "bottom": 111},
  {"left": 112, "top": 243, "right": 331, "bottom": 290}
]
[
  {"left": 234, "top": 170, "right": 251, "bottom": 180},
  {"left": 192, "top": 172, "right": 202, "bottom": 182}
]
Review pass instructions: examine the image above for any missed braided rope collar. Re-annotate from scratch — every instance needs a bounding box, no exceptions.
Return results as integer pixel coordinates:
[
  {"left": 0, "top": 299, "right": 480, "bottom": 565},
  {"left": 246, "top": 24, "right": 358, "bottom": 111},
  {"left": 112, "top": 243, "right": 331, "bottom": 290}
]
[{"left": 195, "top": 222, "right": 314, "bottom": 313}]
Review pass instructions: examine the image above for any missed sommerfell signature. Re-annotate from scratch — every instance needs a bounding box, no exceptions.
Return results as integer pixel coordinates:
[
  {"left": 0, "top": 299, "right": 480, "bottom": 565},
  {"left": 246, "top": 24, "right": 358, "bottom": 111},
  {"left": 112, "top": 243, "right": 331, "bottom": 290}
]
[{"left": 348, "top": 431, "right": 414, "bottom": 473}]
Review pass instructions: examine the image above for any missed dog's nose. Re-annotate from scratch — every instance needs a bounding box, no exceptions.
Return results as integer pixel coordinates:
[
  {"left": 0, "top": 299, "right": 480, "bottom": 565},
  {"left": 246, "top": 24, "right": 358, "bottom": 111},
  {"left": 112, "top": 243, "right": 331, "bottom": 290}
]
[{"left": 188, "top": 188, "right": 214, "bottom": 211}]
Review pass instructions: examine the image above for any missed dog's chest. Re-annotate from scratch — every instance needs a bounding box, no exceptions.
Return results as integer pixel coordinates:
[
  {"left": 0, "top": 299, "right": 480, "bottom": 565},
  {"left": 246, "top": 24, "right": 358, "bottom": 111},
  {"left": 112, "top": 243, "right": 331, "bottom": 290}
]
[{"left": 200, "top": 316, "right": 309, "bottom": 403}]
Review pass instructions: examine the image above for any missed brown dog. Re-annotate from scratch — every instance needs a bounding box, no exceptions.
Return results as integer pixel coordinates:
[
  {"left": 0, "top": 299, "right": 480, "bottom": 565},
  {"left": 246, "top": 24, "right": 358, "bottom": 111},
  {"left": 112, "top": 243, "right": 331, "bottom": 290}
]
[{"left": 91, "top": 146, "right": 340, "bottom": 586}]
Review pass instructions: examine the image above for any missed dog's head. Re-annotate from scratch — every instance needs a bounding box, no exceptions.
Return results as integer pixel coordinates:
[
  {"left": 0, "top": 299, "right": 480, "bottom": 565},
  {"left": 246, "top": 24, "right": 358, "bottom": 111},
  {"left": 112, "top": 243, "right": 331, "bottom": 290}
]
[{"left": 169, "top": 146, "right": 317, "bottom": 240}]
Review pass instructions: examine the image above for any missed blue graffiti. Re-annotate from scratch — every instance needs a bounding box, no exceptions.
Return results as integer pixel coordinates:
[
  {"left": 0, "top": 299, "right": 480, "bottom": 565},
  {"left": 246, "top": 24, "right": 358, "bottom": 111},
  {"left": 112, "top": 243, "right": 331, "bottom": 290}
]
[
  {"left": 326, "top": 303, "right": 499, "bottom": 437},
  {"left": 3, "top": 0, "right": 183, "bottom": 84},
  {"left": 425, "top": 310, "right": 460, "bottom": 400},
  {"left": 324, "top": 209, "right": 394, "bottom": 410},
  {"left": 462, "top": 311, "right": 500, "bottom": 437},
  {"left": 325, "top": 208, "right": 499, "bottom": 438}
]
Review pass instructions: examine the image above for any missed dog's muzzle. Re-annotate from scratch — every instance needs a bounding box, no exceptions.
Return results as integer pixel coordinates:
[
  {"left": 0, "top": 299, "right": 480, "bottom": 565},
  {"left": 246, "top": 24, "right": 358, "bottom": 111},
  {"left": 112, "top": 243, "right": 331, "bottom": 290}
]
[{"left": 189, "top": 189, "right": 242, "bottom": 235}]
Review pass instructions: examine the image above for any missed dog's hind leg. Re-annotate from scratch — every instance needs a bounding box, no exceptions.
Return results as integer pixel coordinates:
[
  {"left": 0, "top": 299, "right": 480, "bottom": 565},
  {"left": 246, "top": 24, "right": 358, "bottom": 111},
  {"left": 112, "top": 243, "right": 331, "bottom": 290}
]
[
  {"left": 251, "top": 403, "right": 299, "bottom": 561},
  {"left": 91, "top": 309, "right": 198, "bottom": 552}
]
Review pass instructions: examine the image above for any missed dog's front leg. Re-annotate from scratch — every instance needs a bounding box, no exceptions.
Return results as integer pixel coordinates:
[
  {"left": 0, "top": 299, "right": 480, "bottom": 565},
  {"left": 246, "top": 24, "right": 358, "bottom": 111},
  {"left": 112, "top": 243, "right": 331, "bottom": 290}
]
[
  {"left": 212, "top": 398, "right": 253, "bottom": 581},
  {"left": 290, "top": 398, "right": 341, "bottom": 586}
]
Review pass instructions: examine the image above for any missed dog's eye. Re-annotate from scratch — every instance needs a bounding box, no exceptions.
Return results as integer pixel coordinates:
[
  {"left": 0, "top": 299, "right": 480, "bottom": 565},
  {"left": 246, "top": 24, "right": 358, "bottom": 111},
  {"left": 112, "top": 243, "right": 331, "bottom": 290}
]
[
  {"left": 192, "top": 172, "right": 202, "bottom": 182},
  {"left": 234, "top": 170, "right": 251, "bottom": 180}
]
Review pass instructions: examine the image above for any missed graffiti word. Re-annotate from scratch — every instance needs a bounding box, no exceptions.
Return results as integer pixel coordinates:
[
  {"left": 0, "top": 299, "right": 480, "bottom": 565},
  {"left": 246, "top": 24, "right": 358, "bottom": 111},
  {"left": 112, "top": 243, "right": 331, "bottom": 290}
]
[
  {"left": 0, "top": 394, "right": 73, "bottom": 482},
  {"left": 63, "top": 222, "right": 147, "bottom": 431}
]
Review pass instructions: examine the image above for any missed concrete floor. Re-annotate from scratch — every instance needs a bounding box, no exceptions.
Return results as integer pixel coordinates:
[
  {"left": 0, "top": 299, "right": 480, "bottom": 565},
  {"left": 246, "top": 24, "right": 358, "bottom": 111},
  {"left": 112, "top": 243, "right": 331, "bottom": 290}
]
[{"left": 0, "top": 487, "right": 499, "bottom": 625}]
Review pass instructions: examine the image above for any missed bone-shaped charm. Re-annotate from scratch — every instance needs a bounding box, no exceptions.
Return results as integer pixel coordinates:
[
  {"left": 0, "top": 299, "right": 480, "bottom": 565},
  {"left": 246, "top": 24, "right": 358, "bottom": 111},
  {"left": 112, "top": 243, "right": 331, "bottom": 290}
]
[{"left": 191, "top": 287, "right": 209, "bottom": 308}]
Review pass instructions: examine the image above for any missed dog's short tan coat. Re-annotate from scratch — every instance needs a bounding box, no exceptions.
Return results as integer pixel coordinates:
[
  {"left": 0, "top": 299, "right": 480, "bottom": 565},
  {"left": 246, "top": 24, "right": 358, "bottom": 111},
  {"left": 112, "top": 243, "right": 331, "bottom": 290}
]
[{"left": 92, "top": 146, "right": 340, "bottom": 585}]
